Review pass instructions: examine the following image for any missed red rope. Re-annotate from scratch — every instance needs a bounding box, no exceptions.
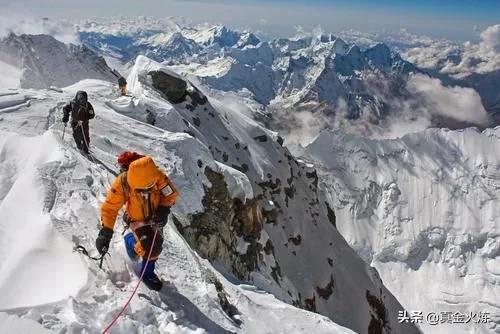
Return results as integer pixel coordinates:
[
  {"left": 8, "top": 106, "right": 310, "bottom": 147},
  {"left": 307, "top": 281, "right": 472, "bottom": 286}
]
[{"left": 102, "top": 227, "right": 159, "bottom": 334}]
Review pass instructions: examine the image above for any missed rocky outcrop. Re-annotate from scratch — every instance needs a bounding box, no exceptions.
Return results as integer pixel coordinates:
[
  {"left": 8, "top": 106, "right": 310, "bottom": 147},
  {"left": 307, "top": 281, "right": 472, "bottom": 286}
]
[
  {"left": 148, "top": 70, "right": 188, "bottom": 103},
  {"left": 149, "top": 70, "right": 208, "bottom": 106},
  {"left": 174, "top": 167, "right": 263, "bottom": 279}
]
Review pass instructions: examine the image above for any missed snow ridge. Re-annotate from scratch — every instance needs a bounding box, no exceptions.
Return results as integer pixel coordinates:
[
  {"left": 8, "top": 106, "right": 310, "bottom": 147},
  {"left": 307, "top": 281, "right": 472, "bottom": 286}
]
[{"left": 0, "top": 61, "right": 417, "bottom": 333}]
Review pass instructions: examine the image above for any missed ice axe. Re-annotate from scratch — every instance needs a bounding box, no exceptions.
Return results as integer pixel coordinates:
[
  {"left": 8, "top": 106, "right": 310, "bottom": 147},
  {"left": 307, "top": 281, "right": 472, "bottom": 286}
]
[{"left": 74, "top": 245, "right": 107, "bottom": 269}]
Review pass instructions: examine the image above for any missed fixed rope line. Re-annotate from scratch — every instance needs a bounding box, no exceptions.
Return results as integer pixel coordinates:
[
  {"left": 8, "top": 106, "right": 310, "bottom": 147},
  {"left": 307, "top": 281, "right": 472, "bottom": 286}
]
[
  {"left": 101, "top": 226, "right": 159, "bottom": 334},
  {"left": 79, "top": 122, "right": 97, "bottom": 164},
  {"left": 79, "top": 122, "right": 115, "bottom": 187}
]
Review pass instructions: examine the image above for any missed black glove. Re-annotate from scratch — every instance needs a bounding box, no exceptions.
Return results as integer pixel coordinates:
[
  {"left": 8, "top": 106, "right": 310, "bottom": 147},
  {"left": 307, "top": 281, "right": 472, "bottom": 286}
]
[
  {"left": 95, "top": 227, "right": 113, "bottom": 255},
  {"left": 153, "top": 206, "right": 171, "bottom": 227}
]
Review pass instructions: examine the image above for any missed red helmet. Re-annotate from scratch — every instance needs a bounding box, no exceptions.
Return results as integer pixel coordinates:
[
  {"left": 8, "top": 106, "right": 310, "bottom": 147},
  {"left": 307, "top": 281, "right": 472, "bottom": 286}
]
[{"left": 117, "top": 151, "right": 144, "bottom": 171}]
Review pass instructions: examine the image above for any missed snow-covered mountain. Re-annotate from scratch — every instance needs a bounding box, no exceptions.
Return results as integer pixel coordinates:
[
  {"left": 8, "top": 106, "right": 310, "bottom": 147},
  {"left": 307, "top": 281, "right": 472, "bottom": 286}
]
[
  {"left": 75, "top": 18, "right": 495, "bottom": 144},
  {"left": 303, "top": 128, "right": 500, "bottom": 333},
  {"left": 0, "top": 33, "right": 115, "bottom": 89},
  {"left": 338, "top": 25, "right": 500, "bottom": 115},
  {"left": 0, "top": 54, "right": 420, "bottom": 333},
  {"left": 78, "top": 19, "right": 260, "bottom": 65}
]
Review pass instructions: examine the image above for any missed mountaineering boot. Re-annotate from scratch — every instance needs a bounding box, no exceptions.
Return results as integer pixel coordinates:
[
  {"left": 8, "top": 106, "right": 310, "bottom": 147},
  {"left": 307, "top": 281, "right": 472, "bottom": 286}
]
[{"left": 141, "top": 260, "right": 163, "bottom": 291}]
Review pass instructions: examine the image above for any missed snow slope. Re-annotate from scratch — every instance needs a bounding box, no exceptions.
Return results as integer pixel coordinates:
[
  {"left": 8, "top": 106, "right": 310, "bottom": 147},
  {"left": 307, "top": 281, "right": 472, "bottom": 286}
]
[
  {"left": 0, "top": 132, "right": 87, "bottom": 310},
  {"left": 0, "top": 80, "right": 356, "bottom": 333},
  {"left": 305, "top": 128, "right": 500, "bottom": 333}
]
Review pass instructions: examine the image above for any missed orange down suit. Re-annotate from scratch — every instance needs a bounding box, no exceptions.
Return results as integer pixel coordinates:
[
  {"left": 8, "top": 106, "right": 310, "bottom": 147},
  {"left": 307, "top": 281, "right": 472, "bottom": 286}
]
[{"left": 101, "top": 156, "right": 179, "bottom": 258}]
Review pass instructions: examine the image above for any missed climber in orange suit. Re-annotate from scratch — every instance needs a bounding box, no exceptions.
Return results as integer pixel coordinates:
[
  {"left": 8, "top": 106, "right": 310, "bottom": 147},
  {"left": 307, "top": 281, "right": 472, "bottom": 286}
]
[{"left": 96, "top": 152, "right": 179, "bottom": 290}]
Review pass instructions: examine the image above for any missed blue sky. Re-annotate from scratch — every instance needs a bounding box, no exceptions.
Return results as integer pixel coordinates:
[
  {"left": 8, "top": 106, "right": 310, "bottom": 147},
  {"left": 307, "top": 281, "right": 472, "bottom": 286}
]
[{"left": 1, "top": 0, "right": 498, "bottom": 40}]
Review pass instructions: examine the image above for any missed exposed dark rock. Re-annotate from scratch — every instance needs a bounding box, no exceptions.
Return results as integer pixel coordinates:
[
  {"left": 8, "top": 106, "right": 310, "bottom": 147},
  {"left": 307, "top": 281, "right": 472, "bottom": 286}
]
[
  {"left": 183, "top": 130, "right": 196, "bottom": 137},
  {"left": 148, "top": 70, "right": 187, "bottom": 103},
  {"left": 288, "top": 234, "right": 302, "bottom": 246},
  {"left": 270, "top": 261, "right": 282, "bottom": 284},
  {"left": 284, "top": 186, "right": 296, "bottom": 199},
  {"left": 258, "top": 177, "right": 281, "bottom": 190},
  {"left": 145, "top": 109, "right": 156, "bottom": 125},
  {"left": 284, "top": 185, "right": 296, "bottom": 206},
  {"left": 231, "top": 163, "right": 249, "bottom": 173},
  {"left": 304, "top": 295, "right": 316, "bottom": 312},
  {"left": 264, "top": 239, "right": 275, "bottom": 255},
  {"left": 253, "top": 135, "right": 268, "bottom": 142},
  {"left": 327, "top": 257, "right": 334, "bottom": 267},
  {"left": 262, "top": 208, "right": 278, "bottom": 225},
  {"left": 192, "top": 116, "right": 201, "bottom": 127},
  {"left": 222, "top": 152, "right": 229, "bottom": 162},
  {"left": 197, "top": 159, "right": 203, "bottom": 168},
  {"left": 366, "top": 290, "right": 390, "bottom": 334},
  {"left": 187, "top": 87, "right": 208, "bottom": 106},
  {"left": 277, "top": 136, "right": 284, "bottom": 146},
  {"left": 316, "top": 275, "right": 335, "bottom": 300},
  {"left": 206, "top": 273, "right": 241, "bottom": 325},
  {"left": 325, "top": 202, "right": 337, "bottom": 228},
  {"left": 306, "top": 170, "right": 319, "bottom": 188}
]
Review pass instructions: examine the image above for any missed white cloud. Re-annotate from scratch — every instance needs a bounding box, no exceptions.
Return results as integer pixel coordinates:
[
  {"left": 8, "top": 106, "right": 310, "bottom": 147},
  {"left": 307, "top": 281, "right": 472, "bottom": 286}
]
[
  {"left": 272, "top": 72, "right": 490, "bottom": 147},
  {"left": 336, "top": 24, "right": 500, "bottom": 76},
  {"left": 400, "top": 24, "right": 500, "bottom": 75},
  {"left": 0, "top": 15, "right": 78, "bottom": 44},
  {"left": 480, "top": 24, "right": 500, "bottom": 53},
  {"left": 0, "top": 60, "right": 22, "bottom": 89},
  {"left": 406, "top": 74, "right": 490, "bottom": 126}
]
